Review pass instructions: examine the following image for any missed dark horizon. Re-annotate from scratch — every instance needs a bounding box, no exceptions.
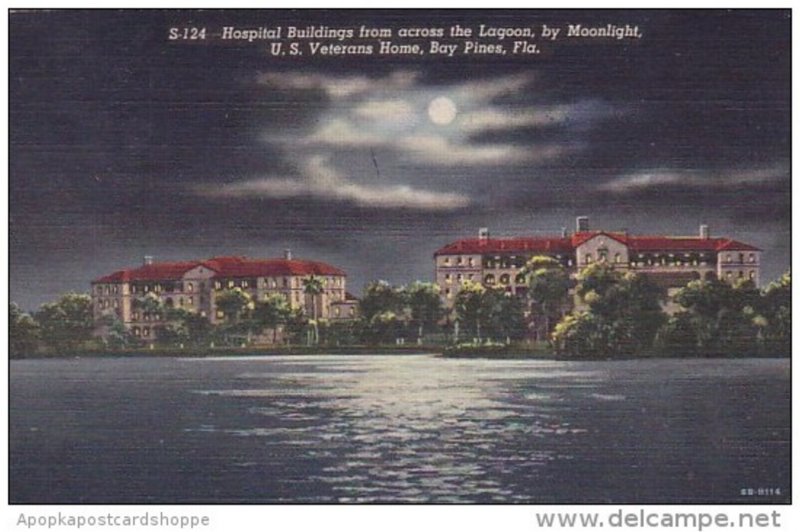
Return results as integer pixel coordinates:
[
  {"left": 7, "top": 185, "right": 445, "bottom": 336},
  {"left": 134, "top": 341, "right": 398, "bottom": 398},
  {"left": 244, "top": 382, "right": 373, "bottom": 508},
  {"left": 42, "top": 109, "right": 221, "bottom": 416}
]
[{"left": 9, "top": 9, "right": 791, "bottom": 312}]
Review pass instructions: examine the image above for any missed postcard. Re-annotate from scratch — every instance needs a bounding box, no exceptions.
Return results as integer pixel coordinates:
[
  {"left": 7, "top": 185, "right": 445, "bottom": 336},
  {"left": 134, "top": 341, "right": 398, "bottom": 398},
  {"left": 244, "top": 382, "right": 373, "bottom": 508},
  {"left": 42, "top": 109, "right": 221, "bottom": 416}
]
[{"left": 7, "top": 8, "right": 791, "bottom": 513}]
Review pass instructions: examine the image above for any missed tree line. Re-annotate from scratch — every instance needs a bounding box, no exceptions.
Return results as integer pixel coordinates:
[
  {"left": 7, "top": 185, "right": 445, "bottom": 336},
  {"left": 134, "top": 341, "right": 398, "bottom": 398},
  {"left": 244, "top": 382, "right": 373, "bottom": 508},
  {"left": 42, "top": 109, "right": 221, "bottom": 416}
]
[{"left": 8, "top": 261, "right": 791, "bottom": 358}]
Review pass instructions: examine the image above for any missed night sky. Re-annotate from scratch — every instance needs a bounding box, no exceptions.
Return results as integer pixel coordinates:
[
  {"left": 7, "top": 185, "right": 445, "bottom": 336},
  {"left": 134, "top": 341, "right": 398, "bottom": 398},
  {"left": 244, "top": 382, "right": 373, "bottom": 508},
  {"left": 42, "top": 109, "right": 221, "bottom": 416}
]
[{"left": 9, "top": 9, "right": 791, "bottom": 311}]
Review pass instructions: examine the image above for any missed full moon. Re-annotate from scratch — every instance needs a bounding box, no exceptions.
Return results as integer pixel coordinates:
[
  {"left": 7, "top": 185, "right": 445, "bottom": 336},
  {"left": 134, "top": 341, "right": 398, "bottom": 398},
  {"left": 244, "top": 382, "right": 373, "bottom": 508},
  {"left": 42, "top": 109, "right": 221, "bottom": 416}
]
[{"left": 427, "top": 96, "right": 458, "bottom": 125}]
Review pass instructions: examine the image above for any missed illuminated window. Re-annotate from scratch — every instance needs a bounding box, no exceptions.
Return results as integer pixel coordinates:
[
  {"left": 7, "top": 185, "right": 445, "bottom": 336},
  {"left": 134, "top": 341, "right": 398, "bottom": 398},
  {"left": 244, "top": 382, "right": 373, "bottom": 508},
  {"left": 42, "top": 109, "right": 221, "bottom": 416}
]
[
  {"left": 749, "top": 254, "right": 756, "bottom": 263},
  {"left": 187, "top": 282, "right": 194, "bottom": 292}
]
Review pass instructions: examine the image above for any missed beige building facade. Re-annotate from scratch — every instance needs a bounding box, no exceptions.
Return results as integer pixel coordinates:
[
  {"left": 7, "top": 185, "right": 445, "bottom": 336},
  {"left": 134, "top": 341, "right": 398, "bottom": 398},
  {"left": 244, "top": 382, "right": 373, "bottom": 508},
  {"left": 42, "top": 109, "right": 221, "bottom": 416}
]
[
  {"left": 435, "top": 217, "right": 761, "bottom": 310},
  {"left": 91, "top": 254, "right": 355, "bottom": 341}
]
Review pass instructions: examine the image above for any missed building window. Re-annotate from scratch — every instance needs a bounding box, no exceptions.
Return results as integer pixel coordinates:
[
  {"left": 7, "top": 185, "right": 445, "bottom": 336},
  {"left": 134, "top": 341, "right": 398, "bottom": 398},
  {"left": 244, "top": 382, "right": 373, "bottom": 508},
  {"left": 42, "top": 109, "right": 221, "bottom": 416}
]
[
  {"left": 738, "top": 271, "right": 744, "bottom": 278},
  {"left": 188, "top": 296, "right": 193, "bottom": 305},
  {"left": 214, "top": 281, "right": 221, "bottom": 289},
  {"left": 468, "top": 257, "right": 474, "bottom": 267},
  {"left": 227, "top": 280, "right": 234, "bottom": 288},
  {"left": 515, "top": 273, "right": 526, "bottom": 284},
  {"left": 585, "top": 253, "right": 593, "bottom": 264},
  {"left": 132, "top": 327, "right": 141, "bottom": 336},
  {"left": 457, "top": 274, "right": 463, "bottom": 282},
  {"left": 216, "top": 310, "right": 224, "bottom": 319},
  {"left": 113, "top": 299, "right": 119, "bottom": 308},
  {"left": 614, "top": 253, "right": 622, "bottom": 263},
  {"left": 178, "top": 297, "right": 184, "bottom": 307},
  {"left": 335, "top": 307, "right": 341, "bottom": 317},
  {"left": 187, "top": 282, "right": 194, "bottom": 292},
  {"left": 749, "top": 270, "right": 756, "bottom": 280},
  {"left": 457, "top": 256, "right": 463, "bottom": 265},
  {"left": 725, "top": 254, "right": 732, "bottom": 263},
  {"left": 349, "top": 307, "right": 355, "bottom": 317},
  {"left": 443, "top": 257, "right": 451, "bottom": 265},
  {"left": 499, "top": 273, "right": 510, "bottom": 285},
  {"left": 484, "top": 274, "right": 496, "bottom": 285},
  {"left": 445, "top": 274, "right": 452, "bottom": 284},
  {"left": 143, "top": 327, "right": 150, "bottom": 337},
  {"left": 749, "top": 254, "right": 756, "bottom": 263}
]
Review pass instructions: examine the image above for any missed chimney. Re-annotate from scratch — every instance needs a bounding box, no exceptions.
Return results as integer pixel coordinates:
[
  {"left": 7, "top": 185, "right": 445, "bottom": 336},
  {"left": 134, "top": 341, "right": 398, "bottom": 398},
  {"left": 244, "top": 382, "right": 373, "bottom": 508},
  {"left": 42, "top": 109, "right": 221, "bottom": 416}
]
[
  {"left": 478, "top": 227, "right": 490, "bottom": 241},
  {"left": 576, "top": 216, "right": 589, "bottom": 232},
  {"left": 699, "top": 224, "right": 709, "bottom": 239},
  {"left": 143, "top": 255, "right": 154, "bottom": 266},
  {"left": 284, "top": 248, "right": 292, "bottom": 261}
]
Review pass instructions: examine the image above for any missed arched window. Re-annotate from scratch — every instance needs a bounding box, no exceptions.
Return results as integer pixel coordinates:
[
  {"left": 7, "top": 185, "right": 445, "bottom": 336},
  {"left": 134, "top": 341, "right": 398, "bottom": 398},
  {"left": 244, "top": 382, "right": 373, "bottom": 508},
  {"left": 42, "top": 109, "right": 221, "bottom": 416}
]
[
  {"left": 515, "top": 273, "right": 526, "bottom": 284},
  {"left": 499, "top": 274, "right": 510, "bottom": 285},
  {"left": 614, "top": 253, "right": 622, "bottom": 263},
  {"left": 484, "top": 274, "right": 496, "bottom": 285},
  {"left": 584, "top": 253, "right": 593, "bottom": 264}
]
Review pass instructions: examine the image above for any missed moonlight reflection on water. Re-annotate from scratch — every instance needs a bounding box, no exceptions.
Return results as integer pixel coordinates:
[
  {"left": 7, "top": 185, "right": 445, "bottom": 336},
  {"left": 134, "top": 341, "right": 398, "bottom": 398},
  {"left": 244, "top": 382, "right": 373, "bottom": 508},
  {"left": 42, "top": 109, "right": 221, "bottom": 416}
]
[{"left": 10, "top": 355, "right": 790, "bottom": 503}]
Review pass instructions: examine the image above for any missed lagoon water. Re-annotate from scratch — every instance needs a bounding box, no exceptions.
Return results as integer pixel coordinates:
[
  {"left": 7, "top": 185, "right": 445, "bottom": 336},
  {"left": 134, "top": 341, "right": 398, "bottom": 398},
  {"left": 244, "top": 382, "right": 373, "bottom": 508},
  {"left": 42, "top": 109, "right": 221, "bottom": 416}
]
[{"left": 10, "top": 355, "right": 790, "bottom": 503}]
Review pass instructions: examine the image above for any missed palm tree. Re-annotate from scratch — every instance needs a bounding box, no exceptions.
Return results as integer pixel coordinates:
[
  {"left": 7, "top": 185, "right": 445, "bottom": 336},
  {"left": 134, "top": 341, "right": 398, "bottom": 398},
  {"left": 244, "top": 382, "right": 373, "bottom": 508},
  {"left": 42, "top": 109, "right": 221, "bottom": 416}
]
[{"left": 302, "top": 275, "right": 325, "bottom": 345}]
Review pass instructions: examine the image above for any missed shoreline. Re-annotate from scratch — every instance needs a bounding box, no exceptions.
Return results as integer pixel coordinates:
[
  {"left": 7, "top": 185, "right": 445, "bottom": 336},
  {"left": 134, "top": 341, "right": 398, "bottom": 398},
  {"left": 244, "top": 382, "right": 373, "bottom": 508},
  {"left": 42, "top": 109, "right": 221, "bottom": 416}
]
[{"left": 10, "top": 345, "right": 790, "bottom": 361}]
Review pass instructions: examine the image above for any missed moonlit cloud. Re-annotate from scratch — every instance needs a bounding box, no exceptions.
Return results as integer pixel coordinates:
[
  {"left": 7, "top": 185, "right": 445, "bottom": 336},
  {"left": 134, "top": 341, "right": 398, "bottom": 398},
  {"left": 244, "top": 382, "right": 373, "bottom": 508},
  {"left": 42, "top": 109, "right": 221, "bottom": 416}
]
[
  {"left": 597, "top": 164, "right": 789, "bottom": 193},
  {"left": 304, "top": 119, "right": 381, "bottom": 147},
  {"left": 458, "top": 107, "right": 569, "bottom": 132},
  {"left": 454, "top": 73, "right": 535, "bottom": 101},
  {"left": 256, "top": 70, "right": 420, "bottom": 100},
  {"left": 398, "top": 134, "right": 568, "bottom": 166},
  {"left": 192, "top": 155, "right": 470, "bottom": 211},
  {"left": 259, "top": 69, "right": 586, "bottom": 168},
  {"left": 354, "top": 99, "right": 417, "bottom": 124}
]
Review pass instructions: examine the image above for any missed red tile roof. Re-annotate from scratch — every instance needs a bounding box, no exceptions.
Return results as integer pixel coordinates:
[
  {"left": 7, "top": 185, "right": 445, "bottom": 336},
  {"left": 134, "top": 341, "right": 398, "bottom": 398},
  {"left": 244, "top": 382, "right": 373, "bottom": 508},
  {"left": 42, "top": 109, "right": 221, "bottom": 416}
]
[
  {"left": 93, "top": 256, "right": 345, "bottom": 283},
  {"left": 435, "top": 232, "right": 760, "bottom": 256},
  {"left": 434, "top": 237, "right": 574, "bottom": 256}
]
